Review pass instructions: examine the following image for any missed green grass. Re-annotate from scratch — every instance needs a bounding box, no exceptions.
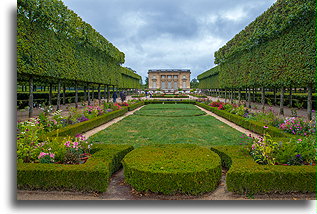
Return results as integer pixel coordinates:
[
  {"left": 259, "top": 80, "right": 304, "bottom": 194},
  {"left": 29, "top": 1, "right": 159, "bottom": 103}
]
[{"left": 89, "top": 104, "right": 247, "bottom": 148}]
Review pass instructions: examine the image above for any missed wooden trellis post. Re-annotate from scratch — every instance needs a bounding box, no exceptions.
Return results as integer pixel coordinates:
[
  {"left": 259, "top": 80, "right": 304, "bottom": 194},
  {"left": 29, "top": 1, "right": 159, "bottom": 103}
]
[{"left": 28, "top": 76, "right": 33, "bottom": 118}]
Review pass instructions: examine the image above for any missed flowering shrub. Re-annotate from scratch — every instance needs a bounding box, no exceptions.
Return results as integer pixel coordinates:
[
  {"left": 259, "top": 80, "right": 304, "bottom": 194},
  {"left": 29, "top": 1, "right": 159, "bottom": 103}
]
[
  {"left": 247, "top": 134, "right": 316, "bottom": 166},
  {"left": 278, "top": 117, "right": 316, "bottom": 136},
  {"left": 209, "top": 101, "right": 225, "bottom": 110},
  {"left": 83, "top": 105, "right": 104, "bottom": 119}
]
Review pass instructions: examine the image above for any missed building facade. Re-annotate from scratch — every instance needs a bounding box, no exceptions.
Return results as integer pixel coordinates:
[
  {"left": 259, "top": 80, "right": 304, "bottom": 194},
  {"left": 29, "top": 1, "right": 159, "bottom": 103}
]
[{"left": 148, "top": 69, "right": 191, "bottom": 92}]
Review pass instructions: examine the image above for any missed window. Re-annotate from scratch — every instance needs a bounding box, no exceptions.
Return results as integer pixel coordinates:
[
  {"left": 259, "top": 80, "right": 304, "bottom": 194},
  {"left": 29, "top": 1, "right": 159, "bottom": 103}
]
[
  {"left": 168, "top": 75, "right": 172, "bottom": 79},
  {"left": 174, "top": 75, "right": 178, "bottom": 79},
  {"left": 153, "top": 82, "right": 157, "bottom": 88},
  {"left": 174, "top": 82, "right": 178, "bottom": 89},
  {"left": 167, "top": 81, "right": 172, "bottom": 89},
  {"left": 161, "top": 81, "right": 165, "bottom": 89},
  {"left": 183, "top": 75, "right": 186, "bottom": 79},
  {"left": 152, "top": 75, "right": 156, "bottom": 79},
  {"left": 182, "top": 81, "right": 186, "bottom": 88},
  {"left": 161, "top": 75, "right": 166, "bottom": 79}
]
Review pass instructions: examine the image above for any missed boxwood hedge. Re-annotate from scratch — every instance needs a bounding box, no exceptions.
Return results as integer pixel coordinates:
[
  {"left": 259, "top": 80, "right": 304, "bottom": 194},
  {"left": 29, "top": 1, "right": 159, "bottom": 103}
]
[
  {"left": 122, "top": 144, "right": 222, "bottom": 195},
  {"left": 47, "top": 108, "right": 128, "bottom": 137},
  {"left": 17, "top": 144, "right": 134, "bottom": 192},
  {"left": 127, "top": 101, "right": 144, "bottom": 111},
  {"left": 196, "top": 102, "right": 292, "bottom": 138},
  {"left": 210, "top": 145, "right": 316, "bottom": 194},
  {"left": 144, "top": 100, "right": 196, "bottom": 104}
]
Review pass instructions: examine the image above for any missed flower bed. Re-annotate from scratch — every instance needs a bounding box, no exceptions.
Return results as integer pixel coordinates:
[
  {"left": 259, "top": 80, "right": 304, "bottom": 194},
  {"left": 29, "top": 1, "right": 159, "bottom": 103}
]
[
  {"left": 122, "top": 144, "right": 221, "bottom": 195},
  {"left": 211, "top": 145, "right": 316, "bottom": 194},
  {"left": 246, "top": 134, "right": 316, "bottom": 166},
  {"left": 47, "top": 108, "right": 128, "bottom": 137},
  {"left": 196, "top": 102, "right": 290, "bottom": 137},
  {"left": 17, "top": 144, "right": 134, "bottom": 192}
]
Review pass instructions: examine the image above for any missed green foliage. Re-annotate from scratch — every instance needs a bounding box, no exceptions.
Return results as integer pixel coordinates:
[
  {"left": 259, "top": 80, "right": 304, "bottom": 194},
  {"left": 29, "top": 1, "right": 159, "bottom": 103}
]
[
  {"left": 196, "top": 102, "right": 291, "bottom": 137},
  {"left": 199, "top": 0, "right": 315, "bottom": 89},
  {"left": 17, "top": 144, "right": 134, "bottom": 192},
  {"left": 17, "top": 0, "right": 141, "bottom": 88},
  {"left": 211, "top": 145, "right": 316, "bottom": 194},
  {"left": 122, "top": 144, "right": 221, "bottom": 195},
  {"left": 144, "top": 100, "right": 196, "bottom": 104},
  {"left": 47, "top": 108, "right": 128, "bottom": 137}
]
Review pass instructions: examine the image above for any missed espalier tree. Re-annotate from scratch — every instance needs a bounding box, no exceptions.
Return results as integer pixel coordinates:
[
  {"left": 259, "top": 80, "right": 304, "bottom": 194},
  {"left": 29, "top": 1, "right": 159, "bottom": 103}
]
[
  {"left": 198, "top": 0, "right": 315, "bottom": 120},
  {"left": 17, "top": 0, "right": 141, "bottom": 117}
]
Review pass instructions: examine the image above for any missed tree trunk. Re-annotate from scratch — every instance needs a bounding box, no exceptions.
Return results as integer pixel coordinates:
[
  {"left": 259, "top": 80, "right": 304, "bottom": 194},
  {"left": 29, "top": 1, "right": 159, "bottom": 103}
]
[
  {"left": 62, "top": 84, "right": 66, "bottom": 105},
  {"left": 84, "top": 85, "right": 87, "bottom": 102},
  {"left": 261, "top": 87, "right": 265, "bottom": 112},
  {"left": 107, "top": 85, "right": 110, "bottom": 102},
  {"left": 104, "top": 85, "right": 107, "bottom": 100},
  {"left": 98, "top": 84, "right": 101, "bottom": 105},
  {"left": 75, "top": 82, "right": 78, "bottom": 108},
  {"left": 289, "top": 87, "right": 293, "bottom": 107},
  {"left": 238, "top": 88, "right": 241, "bottom": 104},
  {"left": 48, "top": 83, "right": 52, "bottom": 106},
  {"left": 224, "top": 89, "right": 227, "bottom": 103},
  {"left": 28, "top": 76, "right": 34, "bottom": 118},
  {"left": 247, "top": 88, "right": 251, "bottom": 108},
  {"left": 274, "top": 88, "right": 277, "bottom": 105},
  {"left": 307, "top": 83, "right": 313, "bottom": 121},
  {"left": 57, "top": 80, "right": 61, "bottom": 110},
  {"left": 87, "top": 84, "right": 91, "bottom": 105},
  {"left": 253, "top": 88, "right": 256, "bottom": 102},
  {"left": 279, "top": 87, "right": 284, "bottom": 115},
  {"left": 92, "top": 86, "right": 95, "bottom": 103}
]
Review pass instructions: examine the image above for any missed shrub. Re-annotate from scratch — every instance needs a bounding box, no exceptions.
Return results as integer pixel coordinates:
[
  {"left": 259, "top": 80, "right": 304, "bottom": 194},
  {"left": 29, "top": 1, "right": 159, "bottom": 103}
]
[
  {"left": 122, "top": 144, "right": 222, "bottom": 195},
  {"left": 211, "top": 145, "right": 316, "bottom": 194},
  {"left": 278, "top": 117, "right": 316, "bottom": 136},
  {"left": 17, "top": 144, "right": 134, "bottom": 192},
  {"left": 47, "top": 108, "right": 128, "bottom": 137},
  {"left": 196, "top": 102, "right": 291, "bottom": 138},
  {"left": 247, "top": 135, "right": 316, "bottom": 166},
  {"left": 127, "top": 101, "right": 144, "bottom": 111}
]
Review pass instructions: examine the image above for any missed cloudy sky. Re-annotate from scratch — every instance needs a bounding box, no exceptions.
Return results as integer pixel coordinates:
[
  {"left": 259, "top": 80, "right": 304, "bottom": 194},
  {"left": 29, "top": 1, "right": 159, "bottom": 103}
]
[{"left": 61, "top": 0, "right": 276, "bottom": 82}]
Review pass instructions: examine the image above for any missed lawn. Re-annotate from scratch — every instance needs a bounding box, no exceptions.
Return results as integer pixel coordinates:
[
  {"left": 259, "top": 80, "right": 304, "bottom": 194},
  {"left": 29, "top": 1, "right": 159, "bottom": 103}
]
[{"left": 89, "top": 104, "right": 247, "bottom": 148}]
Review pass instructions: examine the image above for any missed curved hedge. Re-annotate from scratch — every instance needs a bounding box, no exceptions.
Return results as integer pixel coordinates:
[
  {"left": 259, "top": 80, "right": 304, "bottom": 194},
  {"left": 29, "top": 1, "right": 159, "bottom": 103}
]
[
  {"left": 17, "top": 144, "right": 134, "bottom": 192},
  {"left": 122, "top": 144, "right": 222, "bottom": 195},
  {"left": 134, "top": 109, "right": 206, "bottom": 117},
  {"left": 211, "top": 145, "right": 316, "bottom": 194}
]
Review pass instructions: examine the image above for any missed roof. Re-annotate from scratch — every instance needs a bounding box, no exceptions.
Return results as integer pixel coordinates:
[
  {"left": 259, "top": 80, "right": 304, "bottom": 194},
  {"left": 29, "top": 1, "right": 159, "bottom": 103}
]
[{"left": 148, "top": 69, "right": 190, "bottom": 73}]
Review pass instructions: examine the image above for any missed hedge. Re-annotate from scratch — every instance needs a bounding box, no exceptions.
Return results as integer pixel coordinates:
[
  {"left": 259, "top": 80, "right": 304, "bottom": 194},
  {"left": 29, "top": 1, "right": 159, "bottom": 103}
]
[
  {"left": 47, "top": 108, "right": 128, "bottom": 137},
  {"left": 196, "top": 102, "right": 292, "bottom": 138},
  {"left": 144, "top": 100, "right": 196, "bottom": 104},
  {"left": 122, "top": 144, "right": 222, "bottom": 195},
  {"left": 127, "top": 101, "right": 144, "bottom": 111},
  {"left": 210, "top": 145, "right": 316, "bottom": 194},
  {"left": 152, "top": 95, "right": 189, "bottom": 98},
  {"left": 17, "top": 144, "right": 134, "bottom": 192}
]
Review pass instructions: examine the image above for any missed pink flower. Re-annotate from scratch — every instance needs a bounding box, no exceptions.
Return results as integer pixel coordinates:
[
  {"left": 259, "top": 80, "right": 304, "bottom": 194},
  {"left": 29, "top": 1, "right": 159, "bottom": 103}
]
[
  {"left": 263, "top": 126, "right": 268, "bottom": 129},
  {"left": 49, "top": 153, "right": 55, "bottom": 158},
  {"left": 298, "top": 139, "right": 302, "bottom": 142}
]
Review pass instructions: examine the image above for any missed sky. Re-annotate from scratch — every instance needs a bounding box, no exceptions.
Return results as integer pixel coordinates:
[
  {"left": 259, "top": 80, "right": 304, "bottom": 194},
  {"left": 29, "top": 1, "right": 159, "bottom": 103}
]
[{"left": 61, "top": 0, "right": 277, "bottom": 82}]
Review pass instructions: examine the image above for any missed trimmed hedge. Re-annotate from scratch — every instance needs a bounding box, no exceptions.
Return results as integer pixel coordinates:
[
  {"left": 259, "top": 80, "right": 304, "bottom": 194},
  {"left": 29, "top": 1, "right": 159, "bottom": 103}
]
[
  {"left": 144, "top": 100, "right": 196, "bottom": 104},
  {"left": 47, "top": 108, "right": 128, "bottom": 137},
  {"left": 152, "top": 95, "right": 189, "bottom": 98},
  {"left": 196, "top": 102, "right": 292, "bottom": 138},
  {"left": 17, "top": 144, "right": 134, "bottom": 192},
  {"left": 122, "top": 144, "right": 222, "bottom": 195},
  {"left": 127, "top": 101, "right": 144, "bottom": 111},
  {"left": 210, "top": 145, "right": 316, "bottom": 194}
]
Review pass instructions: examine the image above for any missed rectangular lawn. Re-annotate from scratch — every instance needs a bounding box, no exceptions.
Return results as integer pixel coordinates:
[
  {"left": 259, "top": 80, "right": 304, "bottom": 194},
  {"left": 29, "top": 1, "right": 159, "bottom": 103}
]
[{"left": 89, "top": 104, "right": 247, "bottom": 147}]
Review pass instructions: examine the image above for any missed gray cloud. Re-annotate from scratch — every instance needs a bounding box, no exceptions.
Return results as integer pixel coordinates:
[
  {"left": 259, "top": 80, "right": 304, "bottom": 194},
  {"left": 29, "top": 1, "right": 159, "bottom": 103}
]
[{"left": 62, "top": 0, "right": 276, "bottom": 81}]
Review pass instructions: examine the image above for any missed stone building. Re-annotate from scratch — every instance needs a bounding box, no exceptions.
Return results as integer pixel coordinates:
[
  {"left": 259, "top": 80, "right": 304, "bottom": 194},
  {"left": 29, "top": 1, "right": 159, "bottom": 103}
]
[{"left": 148, "top": 69, "right": 191, "bottom": 92}]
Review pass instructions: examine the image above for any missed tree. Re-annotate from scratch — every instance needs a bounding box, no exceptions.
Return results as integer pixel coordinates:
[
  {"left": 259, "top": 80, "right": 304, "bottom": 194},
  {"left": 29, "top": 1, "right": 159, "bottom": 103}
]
[{"left": 190, "top": 78, "right": 199, "bottom": 89}]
